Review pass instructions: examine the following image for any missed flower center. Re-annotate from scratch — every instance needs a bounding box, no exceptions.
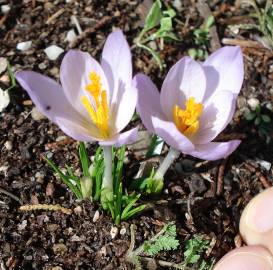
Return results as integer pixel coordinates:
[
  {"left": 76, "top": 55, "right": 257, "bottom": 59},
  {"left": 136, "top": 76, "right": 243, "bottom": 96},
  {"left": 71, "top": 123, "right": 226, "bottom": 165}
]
[
  {"left": 81, "top": 72, "right": 109, "bottom": 138},
  {"left": 173, "top": 97, "right": 203, "bottom": 137}
]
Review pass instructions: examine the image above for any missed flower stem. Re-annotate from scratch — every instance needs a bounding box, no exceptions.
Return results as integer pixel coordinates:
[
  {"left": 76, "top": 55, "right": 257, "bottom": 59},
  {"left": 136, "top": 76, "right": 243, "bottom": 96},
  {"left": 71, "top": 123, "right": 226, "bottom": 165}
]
[
  {"left": 154, "top": 147, "right": 180, "bottom": 180},
  {"left": 101, "top": 145, "right": 113, "bottom": 208}
]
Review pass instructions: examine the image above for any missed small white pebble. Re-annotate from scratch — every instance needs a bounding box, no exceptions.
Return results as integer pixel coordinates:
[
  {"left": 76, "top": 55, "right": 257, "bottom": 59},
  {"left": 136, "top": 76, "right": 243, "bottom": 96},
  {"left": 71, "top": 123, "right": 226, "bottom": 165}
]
[
  {"left": 71, "top": 15, "right": 82, "bottom": 34},
  {"left": 56, "top": 135, "right": 67, "bottom": 142},
  {"left": 16, "top": 41, "right": 32, "bottom": 51},
  {"left": 38, "top": 63, "right": 47, "bottom": 70},
  {"left": 93, "top": 210, "right": 100, "bottom": 222},
  {"left": 120, "top": 227, "right": 126, "bottom": 235},
  {"left": 265, "top": 102, "right": 273, "bottom": 111},
  {"left": 99, "top": 246, "right": 107, "bottom": 256},
  {"left": 31, "top": 107, "right": 46, "bottom": 121},
  {"left": 71, "top": 234, "right": 85, "bottom": 242},
  {"left": 172, "top": 0, "right": 182, "bottom": 11},
  {"left": 35, "top": 171, "right": 45, "bottom": 183},
  {"left": 18, "top": 220, "right": 27, "bottom": 231},
  {"left": 44, "top": 45, "right": 64, "bottom": 60},
  {"left": 0, "top": 88, "right": 10, "bottom": 112},
  {"left": 110, "top": 226, "right": 118, "bottom": 239},
  {"left": 247, "top": 98, "right": 260, "bottom": 110},
  {"left": 4, "top": 141, "right": 12, "bottom": 151},
  {"left": 73, "top": 205, "right": 82, "bottom": 214},
  {"left": 65, "top": 29, "right": 77, "bottom": 42},
  {"left": 1, "top": 4, "right": 10, "bottom": 14},
  {"left": 0, "top": 57, "right": 8, "bottom": 74}
]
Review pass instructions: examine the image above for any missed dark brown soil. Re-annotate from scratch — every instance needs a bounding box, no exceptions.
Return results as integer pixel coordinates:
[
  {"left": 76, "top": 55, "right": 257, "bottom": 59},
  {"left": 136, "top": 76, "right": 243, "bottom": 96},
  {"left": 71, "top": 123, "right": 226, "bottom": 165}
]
[{"left": 0, "top": 0, "right": 273, "bottom": 269}]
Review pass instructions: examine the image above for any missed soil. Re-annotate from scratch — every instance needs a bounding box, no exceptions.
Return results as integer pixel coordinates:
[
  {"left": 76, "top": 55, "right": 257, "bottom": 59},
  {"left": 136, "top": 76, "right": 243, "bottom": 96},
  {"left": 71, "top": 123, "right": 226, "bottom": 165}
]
[{"left": 0, "top": 0, "right": 273, "bottom": 269}]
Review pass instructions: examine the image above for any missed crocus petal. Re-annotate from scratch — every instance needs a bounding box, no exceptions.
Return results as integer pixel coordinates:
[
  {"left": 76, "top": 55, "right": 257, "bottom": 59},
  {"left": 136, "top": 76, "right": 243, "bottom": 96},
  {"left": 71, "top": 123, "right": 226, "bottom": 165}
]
[
  {"left": 151, "top": 117, "right": 194, "bottom": 152},
  {"left": 60, "top": 50, "right": 109, "bottom": 118},
  {"left": 187, "top": 140, "right": 241, "bottom": 161},
  {"left": 101, "top": 29, "right": 132, "bottom": 106},
  {"left": 110, "top": 84, "right": 137, "bottom": 133},
  {"left": 203, "top": 46, "right": 244, "bottom": 101},
  {"left": 134, "top": 74, "right": 166, "bottom": 133},
  {"left": 101, "top": 30, "right": 135, "bottom": 133},
  {"left": 15, "top": 71, "right": 83, "bottom": 123},
  {"left": 55, "top": 117, "right": 100, "bottom": 142},
  {"left": 160, "top": 56, "right": 206, "bottom": 120},
  {"left": 99, "top": 127, "right": 138, "bottom": 147},
  {"left": 192, "top": 90, "right": 236, "bottom": 144}
]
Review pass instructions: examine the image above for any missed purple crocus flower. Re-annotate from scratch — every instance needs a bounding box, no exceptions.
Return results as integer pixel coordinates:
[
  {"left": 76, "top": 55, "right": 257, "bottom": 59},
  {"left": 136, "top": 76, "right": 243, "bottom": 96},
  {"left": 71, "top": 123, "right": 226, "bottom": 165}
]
[
  {"left": 134, "top": 46, "right": 244, "bottom": 162},
  {"left": 16, "top": 30, "right": 138, "bottom": 147}
]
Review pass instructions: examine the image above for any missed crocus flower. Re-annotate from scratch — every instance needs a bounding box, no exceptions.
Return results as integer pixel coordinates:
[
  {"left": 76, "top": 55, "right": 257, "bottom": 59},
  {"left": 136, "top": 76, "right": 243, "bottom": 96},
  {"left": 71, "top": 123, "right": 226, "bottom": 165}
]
[
  {"left": 16, "top": 30, "right": 138, "bottom": 147},
  {"left": 134, "top": 46, "right": 243, "bottom": 189},
  {"left": 16, "top": 30, "right": 138, "bottom": 205}
]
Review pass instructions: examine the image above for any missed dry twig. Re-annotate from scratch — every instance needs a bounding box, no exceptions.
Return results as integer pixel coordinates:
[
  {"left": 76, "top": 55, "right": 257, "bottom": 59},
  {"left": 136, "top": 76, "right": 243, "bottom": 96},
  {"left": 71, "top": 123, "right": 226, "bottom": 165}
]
[
  {"left": 19, "top": 204, "right": 72, "bottom": 214},
  {"left": 0, "top": 187, "right": 22, "bottom": 204},
  {"left": 216, "top": 159, "right": 227, "bottom": 196},
  {"left": 69, "top": 16, "right": 112, "bottom": 48},
  {"left": 46, "top": 8, "right": 65, "bottom": 24},
  {"left": 222, "top": 38, "right": 266, "bottom": 49},
  {"left": 245, "top": 162, "right": 272, "bottom": 188}
]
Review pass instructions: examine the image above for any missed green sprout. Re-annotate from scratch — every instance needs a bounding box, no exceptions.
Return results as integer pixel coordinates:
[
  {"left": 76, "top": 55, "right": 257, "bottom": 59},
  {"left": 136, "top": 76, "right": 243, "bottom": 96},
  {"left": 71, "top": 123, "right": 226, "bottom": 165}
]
[
  {"left": 183, "top": 236, "right": 215, "bottom": 269},
  {"left": 235, "top": 0, "right": 273, "bottom": 48},
  {"left": 126, "top": 223, "right": 180, "bottom": 269},
  {"left": 104, "top": 146, "right": 146, "bottom": 225},
  {"left": 245, "top": 104, "right": 272, "bottom": 141},
  {"left": 135, "top": 0, "right": 180, "bottom": 70},
  {"left": 44, "top": 142, "right": 103, "bottom": 200},
  {"left": 45, "top": 143, "right": 145, "bottom": 225},
  {"left": 6, "top": 61, "right": 17, "bottom": 91},
  {"left": 126, "top": 224, "right": 215, "bottom": 270},
  {"left": 188, "top": 15, "right": 215, "bottom": 60}
]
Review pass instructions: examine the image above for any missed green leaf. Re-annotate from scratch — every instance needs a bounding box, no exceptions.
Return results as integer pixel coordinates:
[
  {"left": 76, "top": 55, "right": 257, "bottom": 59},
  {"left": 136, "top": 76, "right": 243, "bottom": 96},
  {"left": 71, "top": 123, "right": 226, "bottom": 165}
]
[
  {"left": 6, "top": 61, "right": 17, "bottom": 91},
  {"left": 163, "top": 8, "right": 176, "bottom": 18},
  {"left": 44, "top": 156, "right": 82, "bottom": 199},
  {"left": 138, "top": 43, "right": 163, "bottom": 70},
  {"left": 159, "top": 16, "right": 173, "bottom": 32},
  {"left": 184, "top": 236, "right": 210, "bottom": 266},
  {"left": 79, "top": 142, "right": 90, "bottom": 177},
  {"left": 188, "top": 48, "right": 198, "bottom": 59},
  {"left": 255, "top": 116, "right": 261, "bottom": 125},
  {"left": 146, "top": 134, "right": 164, "bottom": 158},
  {"left": 261, "top": 114, "right": 271, "bottom": 123},
  {"left": 204, "top": 15, "right": 215, "bottom": 29},
  {"left": 123, "top": 204, "right": 146, "bottom": 220},
  {"left": 121, "top": 194, "right": 141, "bottom": 220},
  {"left": 143, "top": 0, "right": 162, "bottom": 31},
  {"left": 143, "top": 224, "right": 179, "bottom": 256},
  {"left": 245, "top": 111, "right": 257, "bottom": 121}
]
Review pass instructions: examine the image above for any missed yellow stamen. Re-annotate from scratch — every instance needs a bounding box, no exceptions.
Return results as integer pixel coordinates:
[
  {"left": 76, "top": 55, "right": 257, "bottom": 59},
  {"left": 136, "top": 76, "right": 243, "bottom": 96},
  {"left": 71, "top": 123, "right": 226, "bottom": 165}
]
[
  {"left": 173, "top": 97, "right": 203, "bottom": 136},
  {"left": 81, "top": 72, "right": 109, "bottom": 138}
]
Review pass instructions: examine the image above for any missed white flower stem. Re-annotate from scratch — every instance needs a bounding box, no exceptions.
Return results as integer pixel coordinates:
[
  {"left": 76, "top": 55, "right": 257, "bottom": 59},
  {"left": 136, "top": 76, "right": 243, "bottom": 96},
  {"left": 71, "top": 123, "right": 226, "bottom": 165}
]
[
  {"left": 154, "top": 148, "right": 180, "bottom": 180},
  {"left": 101, "top": 145, "right": 113, "bottom": 195}
]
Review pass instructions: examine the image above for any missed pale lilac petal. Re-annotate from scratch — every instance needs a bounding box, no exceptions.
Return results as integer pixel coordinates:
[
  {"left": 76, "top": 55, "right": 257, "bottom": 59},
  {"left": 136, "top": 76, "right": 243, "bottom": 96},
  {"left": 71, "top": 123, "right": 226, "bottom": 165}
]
[
  {"left": 160, "top": 56, "right": 206, "bottom": 120},
  {"left": 203, "top": 46, "right": 244, "bottom": 101},
  {"left": 101, "top": 30, "right": 134, "bottom": 132},
  {"left": 15, "top": 71, "right": 84, "bottom": 123},
  {"left": 60, "top": 50, "right": 109, "bottom": 118},
  {"left": 151, "top": 117, "right": 194, "bottom": 152},
  {"left": 55, "top": 117, "right": 100, "bottom": 142},
  {"left": 101, "top": 29, "right": 132, "bottom": 106},
  {"left": 110, "top": 84, "right": 137, "bottom": 133},
  {"left": 134, "top": 74, "right": 166, "bottom": 133},
  {"left": 192, "top": 90, "right": 236, "bottom": 144},
  {"left": 99, "top": 127, "right": 138, "bottom": 147},
  {"left": 187, "top": 140, "right": 241, "bottom": 161}
]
